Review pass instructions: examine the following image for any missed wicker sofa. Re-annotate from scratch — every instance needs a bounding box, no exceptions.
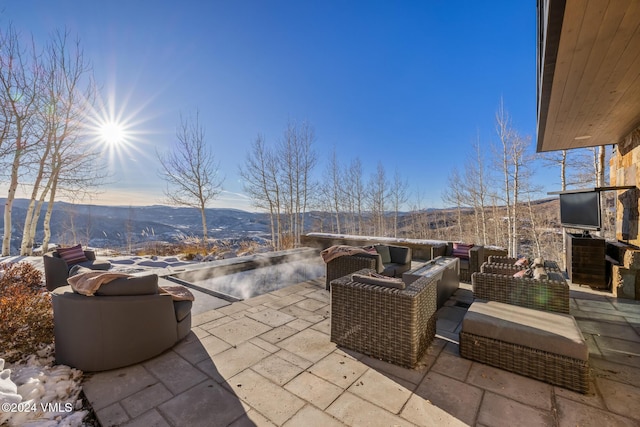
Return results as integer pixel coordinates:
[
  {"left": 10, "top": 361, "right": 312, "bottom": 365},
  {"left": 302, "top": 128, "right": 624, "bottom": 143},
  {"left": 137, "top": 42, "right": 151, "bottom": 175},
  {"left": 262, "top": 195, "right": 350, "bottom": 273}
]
[
  {"left": 324, "top": 244, "right": 411, "bottom": 290},
  {"left": 51, "top": 274, "right": 192, "bottom": 372},
  {"left": 472, "top": 262, "right": 570, "bottom": 314},
  {"left": 330, "top": 268, "right": 437, "bottom": 368},
  {"left": 432, "top": 243, "right": 507, "bottom": 282}
]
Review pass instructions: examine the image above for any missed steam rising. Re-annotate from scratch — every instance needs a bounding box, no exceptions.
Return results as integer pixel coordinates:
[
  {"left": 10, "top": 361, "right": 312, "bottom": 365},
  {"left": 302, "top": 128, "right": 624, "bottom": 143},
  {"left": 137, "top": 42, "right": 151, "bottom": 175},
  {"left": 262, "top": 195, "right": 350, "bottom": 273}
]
[{"left": 172, "top": 251, "right": 324, "bottom": 300}]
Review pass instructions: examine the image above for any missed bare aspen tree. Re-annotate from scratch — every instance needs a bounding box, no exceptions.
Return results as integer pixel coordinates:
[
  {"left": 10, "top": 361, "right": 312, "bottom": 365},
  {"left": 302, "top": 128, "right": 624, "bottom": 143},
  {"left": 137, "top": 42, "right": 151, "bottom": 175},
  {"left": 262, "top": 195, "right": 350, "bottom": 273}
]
[
  {"left": 464, "top": 138, "right": 489, "bottom": 244},
  {"left": 390, "top": 168, "right": 409, "bottom": 238},
  {"left": 322, "top": 148, "right": 343, "bottom": 234},
  {"left": 158, "top": 110, "right": 223, "bottom": 245},
  {"left": 495, "top": 101, "right": 514, "bottom": 256},
  {"left": 240, "top": 135, "right": 280, "bottom": 250},
  {"left": 346, "top": 157, "right": 365, "bottom": 234},
  {"left": 0, "top": 25, "right": 41, "bottom": 255},
  {"left": 442, "top": 168, "right": 466, "bottom": 241},
  {"left": 278, "top": 120, "right": 316, "bottom": 247},
  {"left": 367, "top": 162, "right": 388, "bottom": 236},
  {"left": 20, "top": 30, "right": 96, "bottom": 255}
]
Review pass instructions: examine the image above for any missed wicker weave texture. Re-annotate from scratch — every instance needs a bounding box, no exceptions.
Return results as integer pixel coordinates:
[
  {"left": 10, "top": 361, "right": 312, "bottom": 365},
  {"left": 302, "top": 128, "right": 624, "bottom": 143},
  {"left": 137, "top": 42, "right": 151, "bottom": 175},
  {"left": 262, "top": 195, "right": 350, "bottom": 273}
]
[
  {"left": 330, "top": 269, "right": 437, "bottom": 368},
  {"left": 325, "top": 255, "right": 378, "bottom": 290},
  {"left": 472, "top": 272, "right": 570, "bottom": 314},
  {"left": 460, "top": 331, "right": 589, "bottom": 394}
]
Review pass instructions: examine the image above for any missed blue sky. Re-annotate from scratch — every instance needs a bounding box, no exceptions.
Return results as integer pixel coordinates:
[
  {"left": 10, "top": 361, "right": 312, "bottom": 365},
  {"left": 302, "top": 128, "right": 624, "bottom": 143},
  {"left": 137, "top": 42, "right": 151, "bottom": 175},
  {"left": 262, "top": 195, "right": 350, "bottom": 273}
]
[{"left": 1, "top": 1, "right": 545, "bottom": 211}]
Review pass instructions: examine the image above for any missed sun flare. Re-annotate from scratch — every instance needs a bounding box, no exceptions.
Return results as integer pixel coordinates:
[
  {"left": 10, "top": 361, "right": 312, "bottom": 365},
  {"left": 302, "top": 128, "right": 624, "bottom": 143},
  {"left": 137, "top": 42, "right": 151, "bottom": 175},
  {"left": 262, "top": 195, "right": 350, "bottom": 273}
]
[{"left": 99, "top": 121, "right": 127, "bottom": 147}]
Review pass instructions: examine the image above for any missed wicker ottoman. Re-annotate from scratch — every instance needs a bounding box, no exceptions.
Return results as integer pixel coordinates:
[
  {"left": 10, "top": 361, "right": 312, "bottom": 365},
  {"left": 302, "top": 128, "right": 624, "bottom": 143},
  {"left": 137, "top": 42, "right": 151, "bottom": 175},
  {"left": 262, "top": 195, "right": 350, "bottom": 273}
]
[
  {"left": 330, "top": 269, "right": 437, "bottom": 368},
  {"left": 460, "top": 300, "right": 589, "bottom": 393}
]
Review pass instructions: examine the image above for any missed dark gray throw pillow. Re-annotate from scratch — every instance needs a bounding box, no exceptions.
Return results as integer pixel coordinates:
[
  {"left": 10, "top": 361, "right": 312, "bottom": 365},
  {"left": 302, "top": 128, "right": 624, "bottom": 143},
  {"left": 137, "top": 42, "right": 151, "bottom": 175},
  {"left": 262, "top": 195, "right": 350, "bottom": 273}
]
[{"left": 95, "top": 274, "right": 159, "bottom": 296}]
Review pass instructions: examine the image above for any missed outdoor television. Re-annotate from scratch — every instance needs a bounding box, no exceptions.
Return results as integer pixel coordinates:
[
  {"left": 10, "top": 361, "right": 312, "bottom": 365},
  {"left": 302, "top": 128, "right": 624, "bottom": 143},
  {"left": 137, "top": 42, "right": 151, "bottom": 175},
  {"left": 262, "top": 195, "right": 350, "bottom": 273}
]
[{"left": 559, "top": 191, "right": 601, "bottom": 231}]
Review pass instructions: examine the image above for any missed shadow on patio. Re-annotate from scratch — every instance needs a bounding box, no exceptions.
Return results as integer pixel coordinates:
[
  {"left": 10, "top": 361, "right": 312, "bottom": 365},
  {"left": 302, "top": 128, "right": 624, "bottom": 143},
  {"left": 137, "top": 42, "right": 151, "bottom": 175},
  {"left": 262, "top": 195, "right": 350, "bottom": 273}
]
[{"left": 82, "top": 277, "right": 640, "bottom": 426}]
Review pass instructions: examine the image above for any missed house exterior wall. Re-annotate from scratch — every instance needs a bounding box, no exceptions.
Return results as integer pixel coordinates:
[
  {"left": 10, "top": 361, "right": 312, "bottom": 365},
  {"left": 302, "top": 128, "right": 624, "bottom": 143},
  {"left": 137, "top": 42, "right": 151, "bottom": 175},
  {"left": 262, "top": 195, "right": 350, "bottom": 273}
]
[{"left": 610, "top": 126, "right": 640, "bottom": 299}]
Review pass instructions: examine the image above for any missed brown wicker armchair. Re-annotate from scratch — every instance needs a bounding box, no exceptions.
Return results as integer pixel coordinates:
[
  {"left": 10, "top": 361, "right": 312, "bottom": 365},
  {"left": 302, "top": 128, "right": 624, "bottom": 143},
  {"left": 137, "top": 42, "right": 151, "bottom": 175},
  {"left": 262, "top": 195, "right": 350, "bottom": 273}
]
[
  {"left": 330, "top": 268, "right": 437, "bottom": 368},
  {"left": 324, "top": 245, "right": 411, "bottom": 290}
]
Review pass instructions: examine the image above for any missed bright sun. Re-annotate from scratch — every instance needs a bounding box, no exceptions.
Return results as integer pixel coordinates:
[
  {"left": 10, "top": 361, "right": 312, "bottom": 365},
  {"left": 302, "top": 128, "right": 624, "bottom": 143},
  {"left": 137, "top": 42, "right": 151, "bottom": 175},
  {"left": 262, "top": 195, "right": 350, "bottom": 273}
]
[{"left": 100, "top": 121, "right": 127, "bottom": 146}]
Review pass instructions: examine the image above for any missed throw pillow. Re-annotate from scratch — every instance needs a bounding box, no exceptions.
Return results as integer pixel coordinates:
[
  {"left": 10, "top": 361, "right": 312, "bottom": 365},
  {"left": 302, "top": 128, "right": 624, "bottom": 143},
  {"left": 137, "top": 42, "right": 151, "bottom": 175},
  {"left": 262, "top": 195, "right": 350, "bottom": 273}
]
[
  {"left": 514, "top": 257, "right": 529, "bottom": 267},
  {"left": 533, "top": 257, "right": 545, "bottom": 267},
  {"left": 513, "top": 269, "right": 527, "bottom": 278},
  {"left": 452, "top": 243, "right": 473, "bottom": 260},
  {"left": 532, "top": 266, "right": 548, "bottom": 280},
  {"left": 57, "top": 244, "right": 88, "bottom": 265},
  {"left": 375, "top": 245, "right": 392, "bottom": 264}
]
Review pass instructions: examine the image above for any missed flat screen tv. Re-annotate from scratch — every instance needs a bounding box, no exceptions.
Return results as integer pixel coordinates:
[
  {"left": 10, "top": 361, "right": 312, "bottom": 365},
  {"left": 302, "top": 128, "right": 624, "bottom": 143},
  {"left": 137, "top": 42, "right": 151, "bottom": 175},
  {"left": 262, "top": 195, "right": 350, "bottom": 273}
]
[{"left": 559, "top": 191, "right": 601, "bottom": 230}]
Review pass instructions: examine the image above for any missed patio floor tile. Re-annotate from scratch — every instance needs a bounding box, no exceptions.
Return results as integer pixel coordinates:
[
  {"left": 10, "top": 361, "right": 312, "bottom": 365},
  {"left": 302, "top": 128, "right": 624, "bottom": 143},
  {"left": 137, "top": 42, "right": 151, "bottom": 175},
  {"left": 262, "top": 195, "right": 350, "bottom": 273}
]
[
  {"left": 347, "top": 368, "right": 412, "bottom": 414},
  {"left": 173, "top": 333, "right": 231, "bottom": 364},
  {"left": 259, "top": 324, "right": 300, "bottom": 344},
  {"left": 246, "top": 307, "right": 296, "bottom": 327},
  {"left": 430, "top": 350, "right": 472, "bottom": 382},
  {"left": 143, "top": 351, "right": 205, "bottom": 394},
  {"left": 202, "top": 341, "right": 272, "bottom": 382},
  {"left": 120, "top": 382, "right": 173, "bottom": 418},
  {"left": 284, "top": 372, "right": 344, "bottom": 410},
  {"left": 207, "top": 317, "right": 273, "bottom": 346},
  {"left": 326, "top": 392, "right": 413, "bottom": 426},
  {"left": 307, "top": 352, "right": 368, "bottom": 389},
  {"left": 476, "top": 392, "right": 555, "bottom": 427},
  {"left": 596, "top": 377, "right": 640, "bottom": 421},
  {"left": 123, "top": 409, "right": 171, "bottom": 427},
  {"left": 400, "top": 394, "right": 468, "bottom": 426},
  {"left": 466, "top": 363, "right": 553, "bottom": 411},
  {"left": 226, "top": 369, "right": 306, "bottom": 425},
  {"left": 251, "top": 353, "right": 306, "bottom": 385},
  {"left": 158, "top": 379, "right": 247, "bottom": 427},
  {"left": 555, "top": 396, "right": 638, "bottom": 427},
  {"left": 415, "top": 371, "right": 483, "bottom": 425},
  {"left": 282, "top": 405, "right": 345, "bottom": 427},
  {"left": 83, "top": 364, "right": 158, "bottom": 411},
  {"left": 277, "top": 328, "right": 335, "bottom": 363},
  {"left": 96, "top": 402, "right": 129, "bottom": 426}
]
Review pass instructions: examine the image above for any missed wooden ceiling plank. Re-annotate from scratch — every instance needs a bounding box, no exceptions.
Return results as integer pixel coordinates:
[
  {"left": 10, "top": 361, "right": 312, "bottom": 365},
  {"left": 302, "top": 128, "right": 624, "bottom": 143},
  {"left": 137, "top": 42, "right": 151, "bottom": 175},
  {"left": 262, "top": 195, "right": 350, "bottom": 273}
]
[
  {"left": 543, "top": 0, "right": 588, "bottom": 151},
  {"left": 553, "top": 0, "right": 609, "bottom": 145},
  {"left": 579, "top": 2, "right": 640, "bottom": 142},
  {"left": 564, "top": 1, "right": 631, "bottom": 142}
]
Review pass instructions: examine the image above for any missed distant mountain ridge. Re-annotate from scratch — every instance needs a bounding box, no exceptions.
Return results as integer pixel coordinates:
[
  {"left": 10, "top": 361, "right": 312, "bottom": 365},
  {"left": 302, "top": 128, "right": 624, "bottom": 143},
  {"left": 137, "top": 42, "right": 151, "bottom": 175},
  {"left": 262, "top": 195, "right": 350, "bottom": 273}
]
[{"left": 0, "top": 199, "right": 272, "bottom": 252}]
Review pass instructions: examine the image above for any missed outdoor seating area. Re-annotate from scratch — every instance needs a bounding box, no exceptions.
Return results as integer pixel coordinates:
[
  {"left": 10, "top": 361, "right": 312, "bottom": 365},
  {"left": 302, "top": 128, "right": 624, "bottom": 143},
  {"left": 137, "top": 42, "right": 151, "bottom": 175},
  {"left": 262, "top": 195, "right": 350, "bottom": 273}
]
[{"left": 78, "top": 269, "right": 640, "bottom": 426}]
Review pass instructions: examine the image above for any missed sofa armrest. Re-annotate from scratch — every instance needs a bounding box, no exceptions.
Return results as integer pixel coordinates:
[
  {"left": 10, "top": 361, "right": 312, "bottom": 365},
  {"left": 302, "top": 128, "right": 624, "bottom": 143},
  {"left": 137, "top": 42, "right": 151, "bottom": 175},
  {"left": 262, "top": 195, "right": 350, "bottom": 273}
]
[
  {"left": 469, "top": 246, "right": 485, "bottom": 275},
  {"left": 43, "top": 253, "right": 71, "bottom": 291}
]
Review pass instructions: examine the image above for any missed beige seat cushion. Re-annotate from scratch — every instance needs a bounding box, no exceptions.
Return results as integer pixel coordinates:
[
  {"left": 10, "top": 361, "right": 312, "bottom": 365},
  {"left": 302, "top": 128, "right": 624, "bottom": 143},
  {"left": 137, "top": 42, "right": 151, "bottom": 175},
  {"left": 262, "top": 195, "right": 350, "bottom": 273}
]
[{"left": 462, "top": 300, "right": 588, "bottom": 361}]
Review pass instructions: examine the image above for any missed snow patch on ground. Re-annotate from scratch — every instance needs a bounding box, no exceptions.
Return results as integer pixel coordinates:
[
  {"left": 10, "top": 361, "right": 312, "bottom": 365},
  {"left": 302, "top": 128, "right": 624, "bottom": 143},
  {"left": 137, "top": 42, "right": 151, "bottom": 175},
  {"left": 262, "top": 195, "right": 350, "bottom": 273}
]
[{"left": 0, "top": 346, "right": 87, "bottom": 426}]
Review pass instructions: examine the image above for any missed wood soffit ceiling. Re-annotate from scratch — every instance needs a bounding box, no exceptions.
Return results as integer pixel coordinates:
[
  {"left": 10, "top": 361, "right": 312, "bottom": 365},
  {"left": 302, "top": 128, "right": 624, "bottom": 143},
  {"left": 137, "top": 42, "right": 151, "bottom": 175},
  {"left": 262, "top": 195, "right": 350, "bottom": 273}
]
[{"left": 537, "top": 0, "right": 640, "bottom": 153}]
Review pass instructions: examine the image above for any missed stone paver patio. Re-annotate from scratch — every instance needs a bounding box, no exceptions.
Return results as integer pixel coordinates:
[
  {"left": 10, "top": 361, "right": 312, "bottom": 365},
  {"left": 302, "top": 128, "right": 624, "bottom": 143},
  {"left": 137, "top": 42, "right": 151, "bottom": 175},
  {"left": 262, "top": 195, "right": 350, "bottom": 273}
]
[{"left": 82, "top": 278, "right": 640, "bottom": 426}]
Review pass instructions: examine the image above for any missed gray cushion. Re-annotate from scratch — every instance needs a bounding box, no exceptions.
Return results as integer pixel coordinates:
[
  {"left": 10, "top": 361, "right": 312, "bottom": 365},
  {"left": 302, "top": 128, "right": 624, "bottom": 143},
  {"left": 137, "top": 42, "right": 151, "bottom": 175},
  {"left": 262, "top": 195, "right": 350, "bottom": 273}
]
[
  {"left": 76, "top": 259, "right": 112, "bottom": 271},
  {"left": 381, "top": 264, "right": 399, "bottom": 277},
  {"left": 462, "top": 300, "right": 588, "bottom": 361},
  {"left": 375, "top": 245, "right": 392, "bottom": 264},
  {"left": 532, "top": 266, "right": 547, "bottom": 280},
  {"left": 95, "top": 274, "right": 159, "bottom": 296},
  {"left": 351, "top": 274, "right": 406, "bottom": 289}
]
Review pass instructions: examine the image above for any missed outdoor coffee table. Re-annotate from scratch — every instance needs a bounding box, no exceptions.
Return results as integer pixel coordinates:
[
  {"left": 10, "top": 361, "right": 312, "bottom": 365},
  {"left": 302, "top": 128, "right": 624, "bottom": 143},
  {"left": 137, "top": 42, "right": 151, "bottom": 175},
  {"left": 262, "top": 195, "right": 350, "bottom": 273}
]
[{"left": 403, "top": 256, "right": 459, "bottom": 308}]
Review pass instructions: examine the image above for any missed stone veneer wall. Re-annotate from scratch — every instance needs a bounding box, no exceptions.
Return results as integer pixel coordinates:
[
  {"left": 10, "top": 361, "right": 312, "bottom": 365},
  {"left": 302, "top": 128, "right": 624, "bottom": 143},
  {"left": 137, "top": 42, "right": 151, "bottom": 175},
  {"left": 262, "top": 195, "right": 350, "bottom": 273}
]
[{"left": 610, "top": 126, "right": 640, "bottom": 299}]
